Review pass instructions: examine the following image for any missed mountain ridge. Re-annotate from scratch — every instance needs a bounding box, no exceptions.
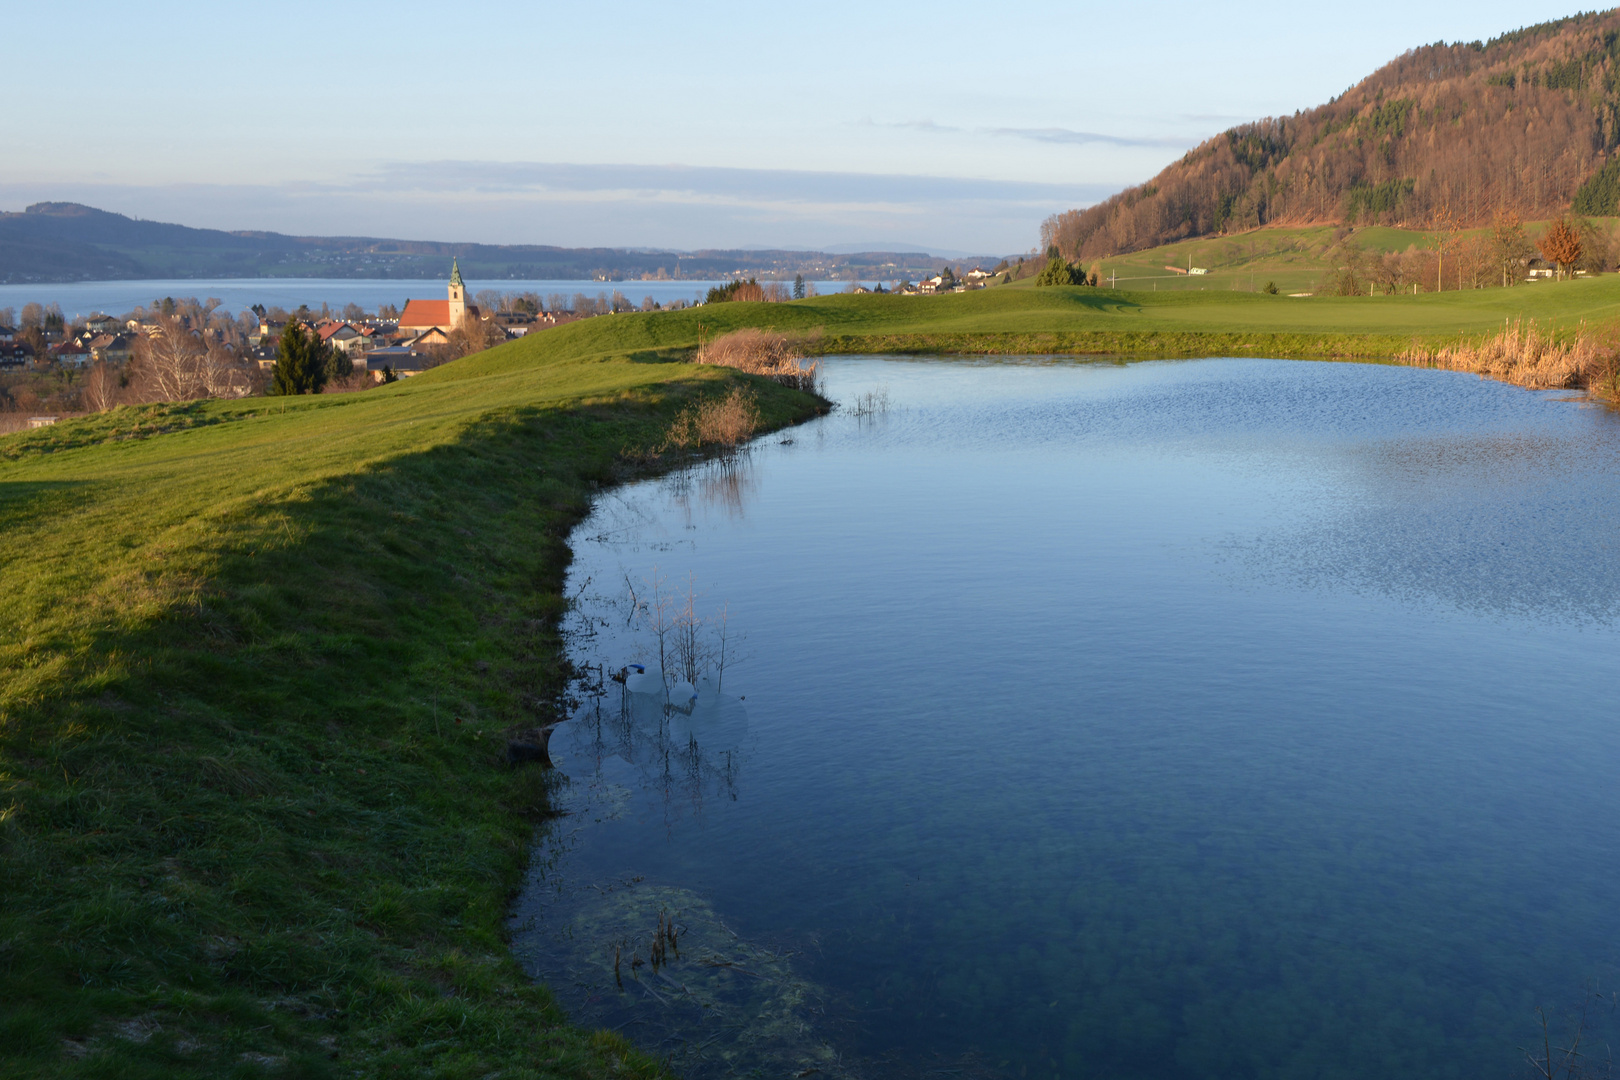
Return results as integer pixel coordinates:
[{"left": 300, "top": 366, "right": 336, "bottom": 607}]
[
  {"left": 1044, "top": 8, "right": 1620, "bottom": 262},
  {"left": 0, "top": 203, "right": 989, "bottom": 284}
]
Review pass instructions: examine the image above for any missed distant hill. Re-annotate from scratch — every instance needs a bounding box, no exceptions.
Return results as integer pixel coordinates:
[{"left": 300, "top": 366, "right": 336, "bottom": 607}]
[
  {"left": 1045, "top": 9, "right": 1620, "bottom": 261},
  {"left": 0, "top": 203, "right": 980, "bottom": 284}
]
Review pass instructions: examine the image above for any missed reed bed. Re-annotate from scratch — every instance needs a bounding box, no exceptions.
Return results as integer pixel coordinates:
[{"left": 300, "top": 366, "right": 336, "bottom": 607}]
[
  {"left": 1398, "top": 318, "right": 1620, "bottom": 397},
  {"left": 695, "top": 328, "right": 823, "bottom": 394},
  {"left": 665, "top": 387, "right": 760, "bottom": 450}
]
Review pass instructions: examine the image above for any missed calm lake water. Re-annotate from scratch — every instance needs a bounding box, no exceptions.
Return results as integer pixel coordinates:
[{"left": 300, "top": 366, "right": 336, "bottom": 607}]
[
  {"left": 510, "top": 356, "right": 1620, "bottom": 1080},
  {"left": 0, "top": 278, "right": 876, "bottom": 319}
]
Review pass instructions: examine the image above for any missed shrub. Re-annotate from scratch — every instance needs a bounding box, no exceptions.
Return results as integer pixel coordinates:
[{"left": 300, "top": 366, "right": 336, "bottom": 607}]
[
  {"left": 664, "top": 387, "right": 760, "bottom": 450},
  {"left": 694, "top": 328, "right": 822, "bottom": 393}
]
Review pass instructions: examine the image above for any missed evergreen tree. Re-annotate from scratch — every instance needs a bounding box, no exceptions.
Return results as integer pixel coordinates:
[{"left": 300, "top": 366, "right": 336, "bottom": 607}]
[
  {"left": 1034, "top": 256, "right": 1085, "bottom": 286},
  {"left": 793, "top": 274, "right": 806, "bottom": 300},
  {"left": 324, "top": 344, "right": 353, "bottom": 384},
  {"left": 1573, "top": 158, "right": 1620, "bottom": 216},
  {"left": 271, "top": 322, "right": 330, "bottom": 395}
]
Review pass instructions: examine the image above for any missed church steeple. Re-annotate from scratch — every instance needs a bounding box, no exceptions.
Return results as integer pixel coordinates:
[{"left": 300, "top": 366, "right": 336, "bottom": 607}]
[{"left": 447, "top": 258, "right": 467, "bottom": 327}]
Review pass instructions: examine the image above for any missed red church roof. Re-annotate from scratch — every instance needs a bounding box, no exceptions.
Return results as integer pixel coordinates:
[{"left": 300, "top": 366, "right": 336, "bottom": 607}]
[
  {"left": 400, "top": 299, "right": 479, "bottom": 331},
  {"left": 399, "top": 300, "right": 451, "bottom": 329}
]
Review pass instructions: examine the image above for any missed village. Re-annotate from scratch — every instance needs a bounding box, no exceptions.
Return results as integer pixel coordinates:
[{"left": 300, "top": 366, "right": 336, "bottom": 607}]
[
  {"left": 0, "top": 257, "right": 1032, "bottom": 425},
  {"left": 0, "top": 261, "right": 587, "bottom": 381}
]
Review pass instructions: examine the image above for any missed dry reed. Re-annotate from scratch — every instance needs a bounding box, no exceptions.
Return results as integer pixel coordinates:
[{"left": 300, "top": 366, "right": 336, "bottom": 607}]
[
  {"left": 1398, "top": 318, "right": 1620, "bottom": 396},
  {"left": 694, "top": 328, "right": 823, "bottom": 394},
  {"left": 664, "top": 387, "right": 760, "bottom": 451}
]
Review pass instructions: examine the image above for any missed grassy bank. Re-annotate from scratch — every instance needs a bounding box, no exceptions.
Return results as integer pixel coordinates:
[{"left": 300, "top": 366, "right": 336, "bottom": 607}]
[
  {"left": 6, "top": 276, "right": 1618, "bottom": 1079},
  {"left": 0, "top": 329, "right": 823, "bottom": 1079}
]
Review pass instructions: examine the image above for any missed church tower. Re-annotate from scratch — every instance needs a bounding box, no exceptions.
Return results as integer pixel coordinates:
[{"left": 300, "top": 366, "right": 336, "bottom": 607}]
[{"left": 447, "top": 258, "right": 467, "bottom": 328}]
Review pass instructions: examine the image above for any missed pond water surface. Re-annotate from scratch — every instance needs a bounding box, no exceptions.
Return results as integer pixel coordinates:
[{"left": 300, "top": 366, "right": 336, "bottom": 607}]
[{"left": 510, "top": 356, "right": 1620, "bottom": 1080}]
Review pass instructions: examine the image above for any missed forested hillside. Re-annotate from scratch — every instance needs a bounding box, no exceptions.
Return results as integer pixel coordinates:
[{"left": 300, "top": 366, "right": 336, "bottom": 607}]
[{"left": 1045, "top": 10, "right": 1620, "bottom": 261}]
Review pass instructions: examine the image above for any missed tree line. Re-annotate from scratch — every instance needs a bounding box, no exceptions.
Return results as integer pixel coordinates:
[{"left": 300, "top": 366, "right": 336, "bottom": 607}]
[{"left": 1043, "top": 10, "right": 1620, "bottom": 265}]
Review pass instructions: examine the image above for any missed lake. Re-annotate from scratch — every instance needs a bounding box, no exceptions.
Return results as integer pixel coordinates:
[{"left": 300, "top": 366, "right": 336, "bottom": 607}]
[
  {"left": 0, "top": 278, "right": 878, "bottom": 320},
  {"left": 510, "top": 356, "right": 1620, "bottom": 1080}
]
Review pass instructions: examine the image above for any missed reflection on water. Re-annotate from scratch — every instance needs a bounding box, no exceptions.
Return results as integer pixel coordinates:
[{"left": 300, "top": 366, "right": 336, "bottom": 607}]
[{"left": 512, "top": 356, "right": 1620, "bottom": 1080}]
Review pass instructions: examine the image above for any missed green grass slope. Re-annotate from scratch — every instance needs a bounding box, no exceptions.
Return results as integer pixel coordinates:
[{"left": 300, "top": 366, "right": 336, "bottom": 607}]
[
  {"left": 559, "top": 272, "right": 1620, "bottom": 359},
  {"left": 0, "top": 327, "right": 823, "bottom": 1080},
  {"left": 1069, "top": 219, "right": 1620, "bottom": 296}
]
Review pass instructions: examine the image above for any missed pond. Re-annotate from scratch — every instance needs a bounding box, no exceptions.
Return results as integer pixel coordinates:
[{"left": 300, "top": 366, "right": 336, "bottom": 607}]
[{"left": 510, "top": 356, "right": 1620, "bottom": 1080}]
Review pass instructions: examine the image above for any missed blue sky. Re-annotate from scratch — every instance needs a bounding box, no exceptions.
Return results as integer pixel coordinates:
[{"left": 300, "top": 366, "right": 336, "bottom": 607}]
[{"left": 0, "top": 1, "right": 1597, "bottom": 254}]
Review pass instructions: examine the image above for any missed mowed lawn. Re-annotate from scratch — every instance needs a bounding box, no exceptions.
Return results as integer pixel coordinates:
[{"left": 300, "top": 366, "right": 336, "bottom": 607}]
[
  {"left": 531, "top": 274, "right": 1620, "bottom": 358},
  {"left": 2, "top": 279, "right": 1616, "bottom": 1079}
]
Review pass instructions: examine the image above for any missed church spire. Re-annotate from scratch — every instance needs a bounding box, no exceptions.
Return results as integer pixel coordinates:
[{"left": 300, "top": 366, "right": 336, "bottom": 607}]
[{"left": 447, "top": 258, "right": 467, "bottom": 327}]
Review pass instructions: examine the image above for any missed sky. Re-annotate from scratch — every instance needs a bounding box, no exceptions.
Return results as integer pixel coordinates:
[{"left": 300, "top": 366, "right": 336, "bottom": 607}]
[{"left": 0, "top": 1, "right": 1600, "bottom": 255}]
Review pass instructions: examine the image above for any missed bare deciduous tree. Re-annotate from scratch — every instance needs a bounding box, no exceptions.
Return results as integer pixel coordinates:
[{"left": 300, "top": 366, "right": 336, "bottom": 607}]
[
  {"left": 130, "top": 315, "right": 204, "bottom": 401},
  {"left": 197, "top": 341, "right": 251, "bottom": 399},
  {"left": 82, "top": 361, "right": 120, "bottom": 412}
]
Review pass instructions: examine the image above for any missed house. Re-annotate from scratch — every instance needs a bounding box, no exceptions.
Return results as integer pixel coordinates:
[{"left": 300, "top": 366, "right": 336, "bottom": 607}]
[
  {"left": 85, "top": 313, "right": 121, "bottom": 334},
  {"left": 0, "top": 324, "right": 17, "bottom": 342},
  {"left": 249, "top": 318, "right": 288, "bottom": 347},
  {"left": 87, "top": 333, "right": 133, "bottom": 364},
  {"left": 965, "top": 268, "right": 993, "bottom": 281},
  {"left": 401, "top": 327, "right": 451, "bottom": 349},
  {"left": 49, "top": 342, "right": 91, "bottom": 368},
  {"left": 28, "top": 416, "right": 58, "bottom": 428},
  {"left": 399, "top": 259, "right": 480, "bottom": 337},
  {"left": 492, "top": 312, "right": 536, "bottom": 337},
  {"left": 317, "top": 322, "right": 366, "bottom": 354},
  {"left": 0, "top": 344, "right": 28, "bottom": 369},
  {"left": 365, "top": 346, "right": 434, "bottom": 378}
]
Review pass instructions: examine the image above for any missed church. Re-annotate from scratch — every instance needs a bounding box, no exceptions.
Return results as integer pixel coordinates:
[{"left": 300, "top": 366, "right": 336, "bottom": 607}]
[{"left": 398, "top": 259, "right": 478, "bottom": 340}]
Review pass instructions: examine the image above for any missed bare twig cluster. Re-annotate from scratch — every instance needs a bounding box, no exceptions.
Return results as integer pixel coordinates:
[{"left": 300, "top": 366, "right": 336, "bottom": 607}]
[
  {"left": 1522, "top": 990, "right": 1616, "bottom": 1080},
  {"left": 847, "top": 384, "right": 892, "bottom": 416},
  {"left": 664, "top": 387, "right": 760, "bottom": 451},
  {"left": 626, "top": 568, "right": 746, "bottom": 693},
  {"left": 694, "top": 328, "right": 823, "bottom": 394},
  {"left": 1399, "top": 319, "right": 1620, "bottom": 395}
]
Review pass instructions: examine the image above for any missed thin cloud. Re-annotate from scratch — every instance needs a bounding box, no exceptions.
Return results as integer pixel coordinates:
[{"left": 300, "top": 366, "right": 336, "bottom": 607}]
[
  {"left": 350, "top": 160, "right": 1108, "bottom": 208},
  {"left": 986, "top": 126, "right": 1195, "bottom": 149},
  {"left": 867, "top": 118, "right": 1196, "bottom": 150}
]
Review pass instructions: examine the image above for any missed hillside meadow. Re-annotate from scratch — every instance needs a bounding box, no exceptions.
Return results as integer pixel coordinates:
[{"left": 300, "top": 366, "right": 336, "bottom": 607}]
[
  {"left": 3, "top": 281, "right": 1617, "bottom": 1078},
  {"left": 1063, "top": 218, "right": 1620, "bottom": 296}
]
